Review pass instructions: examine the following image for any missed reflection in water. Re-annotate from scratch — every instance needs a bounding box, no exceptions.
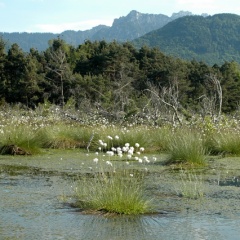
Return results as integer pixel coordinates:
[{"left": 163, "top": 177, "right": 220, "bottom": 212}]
[
  {"left": 75, "top": 213, "right": 240, "bottom": 240},
  {"left": 78, "top": 214, "right": 158, "bottom": 240},
  {"left": 1, "top": 174, "right": 240, "bottom": 240}
]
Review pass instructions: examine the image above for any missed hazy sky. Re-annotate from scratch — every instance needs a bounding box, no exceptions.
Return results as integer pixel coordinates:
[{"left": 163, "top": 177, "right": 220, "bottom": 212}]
[{"left": 1, "top": 0, "right": 240, "bottom": 33}]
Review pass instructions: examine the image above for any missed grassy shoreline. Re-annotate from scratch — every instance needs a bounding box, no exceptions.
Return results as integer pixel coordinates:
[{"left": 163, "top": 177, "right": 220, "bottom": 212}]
[{"left": 1, "top": 106, "right": 240, "bottom": 214}]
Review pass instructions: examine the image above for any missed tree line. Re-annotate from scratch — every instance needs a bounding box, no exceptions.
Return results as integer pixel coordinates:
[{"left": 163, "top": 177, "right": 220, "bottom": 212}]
[{"left": 1, "top": 37, "right": 240, "bottom": 122}]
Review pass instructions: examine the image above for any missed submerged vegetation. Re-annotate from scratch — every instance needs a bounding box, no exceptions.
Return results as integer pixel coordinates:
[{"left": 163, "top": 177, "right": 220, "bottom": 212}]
[{"left": 175, "top": 169, "right": 205, "bottom": 199}]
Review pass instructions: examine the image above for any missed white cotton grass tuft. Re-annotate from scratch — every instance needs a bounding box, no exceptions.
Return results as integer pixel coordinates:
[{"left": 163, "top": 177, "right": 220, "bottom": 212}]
[
  {"left": 152, "top": 157, "right": 157, "bottom": 162},
  {"left": 106, "top": 160, "right": 113, "bottom": 166},
  {"left": 125, "top": 143, "right": 130, "bottom": 148},
  {"left": 107, "top": 135, "right": 113, "bottom": 140},
  {"left": 140, "top": 147, "right": 145, "bottom": 152},
  {"left": 135, "top": 143, "right": 140, "bottom": 148},
  {"left": 103, "top": 142, "right": 107, "bottom": 147},
  {"left": 106, "top": 151, "right": 114, "bottom": 156}
]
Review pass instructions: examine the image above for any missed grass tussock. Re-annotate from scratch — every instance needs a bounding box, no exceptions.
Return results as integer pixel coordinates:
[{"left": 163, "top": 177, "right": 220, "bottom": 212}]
[
  {"left": 167, "top": 130, "right": 206, "bottom": 166},
  {"left": 0, "top": 125, "right": 43, "bottom": 154},
  {"left": 74, "top": 169, "right": 155, "bottom": 215},
  {"left": 208, "top": 131, "right": 240, "bottom": 156},
  {"left": 34, "top": 124, "right": 94, "bottom": 149},
  {"left": 175, "top": 169, "right": 205, "bottom": 199},
  {"left": 150, "top": 126, "right": 173, "bottom": 152},
  {"left": 1, "top": 105, "right": 240, "bottom": 160}
]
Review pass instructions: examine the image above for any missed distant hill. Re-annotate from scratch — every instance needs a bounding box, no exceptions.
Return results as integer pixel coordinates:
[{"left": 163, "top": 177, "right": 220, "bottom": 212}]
[
  {"left": 1, "top": 10, "right": 193, "bottom": 52},
  {"left": 3, "top": 11, "right": 239, "bottom": 65},
  {"left": 132, "top": 13, "right": 240, "bottom": 65}
]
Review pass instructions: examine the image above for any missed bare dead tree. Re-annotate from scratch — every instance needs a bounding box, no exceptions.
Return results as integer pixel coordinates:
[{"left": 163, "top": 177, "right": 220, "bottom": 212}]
[
  {"left": 113, "top": 78, "right": 133, "bottom": 112},
  {"left": 46, "top": 48, "right": 69, "bottom": 107},
  {"left": 198, "top": 94, "right": 217, "bottom": 119},
  {"left": 146, "top": 77, "right": 183, "bottom": 126},
  {"left": 203, "top": 74, "right": 223, "bottom": 121}
]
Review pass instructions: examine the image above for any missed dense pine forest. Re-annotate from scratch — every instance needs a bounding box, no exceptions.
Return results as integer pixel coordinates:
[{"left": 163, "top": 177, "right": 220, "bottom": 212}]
[{"left": 1, "top": 37, "right": 240, "bottom": 124}]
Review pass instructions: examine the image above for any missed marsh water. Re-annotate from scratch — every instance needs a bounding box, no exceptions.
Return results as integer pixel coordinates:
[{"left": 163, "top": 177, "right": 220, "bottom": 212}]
[{"left": 1, "top": 150, "right": 240, "bottom": 240}]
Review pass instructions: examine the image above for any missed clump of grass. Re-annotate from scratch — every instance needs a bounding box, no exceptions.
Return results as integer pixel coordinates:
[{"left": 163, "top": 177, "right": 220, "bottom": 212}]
[
  {"left": 93, "top": 126, "right": 152, "bottom": 152},
  {"left": 175, "top": 169, "right": 205, "bottom": 199},
  {"left": 150, "top": 126, "right": 173, "bottom": 152},
  {"left": 0, "top": 125, "right": 43, "bottom": 154},
  {"left": 38, "top": 124, "right": 94, "bottom": 149},
  {"left": 74, "top": 137, "right": 155, "bottom": 215},
  {"left": 167, "top": 130, "right": 206, "bottom": 165},
  {"left": 209, "top": 131, "right": 240, "bottom": 156},
  {"left": 74, "top": 169, "right": 154, "bottom": 215}
]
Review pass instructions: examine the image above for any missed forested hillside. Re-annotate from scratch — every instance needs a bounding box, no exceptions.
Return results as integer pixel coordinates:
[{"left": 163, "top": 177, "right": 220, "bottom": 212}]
[
  {"left": 1, "top": 37, "right": 240, "bottom": 124},
  {"left": 1, "top": 10, "right": 192, "bottom": 52},
  {"left": 133, "top": 14, "right": 240, "bottom": 65}
]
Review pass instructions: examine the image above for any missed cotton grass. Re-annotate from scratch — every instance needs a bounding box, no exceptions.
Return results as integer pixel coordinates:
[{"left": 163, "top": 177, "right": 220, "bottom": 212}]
[
  {"left": 74, "top": 169, "right": 154, "bottom": 215},
  {"left": 73, "top": 139, "right": 155, "bottom": 215}
]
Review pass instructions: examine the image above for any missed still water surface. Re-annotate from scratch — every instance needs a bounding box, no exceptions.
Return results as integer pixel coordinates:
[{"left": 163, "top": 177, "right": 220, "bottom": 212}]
[{"left": 1, "top": 173, "right": 240, "bottom": 240}]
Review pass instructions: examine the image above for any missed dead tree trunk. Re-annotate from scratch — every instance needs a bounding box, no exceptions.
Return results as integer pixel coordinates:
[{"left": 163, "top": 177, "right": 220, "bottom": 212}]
[{"left": 146, "top": 78, "right": 183, "bottom": 126}]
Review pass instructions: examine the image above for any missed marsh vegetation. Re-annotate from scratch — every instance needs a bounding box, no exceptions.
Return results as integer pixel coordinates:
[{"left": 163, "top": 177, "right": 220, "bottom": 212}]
[{"left": 1, "top": 104, "right": 240, "bottom": 216}]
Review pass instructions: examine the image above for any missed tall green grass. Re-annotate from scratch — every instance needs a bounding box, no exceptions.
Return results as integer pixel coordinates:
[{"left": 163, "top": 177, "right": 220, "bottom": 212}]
[
  {"left": 207, "top": 131, "right": 240, "bottom": 156},
  {"left": 0, "top": 125, "right": 43, "bottom": 154},
  {"left": 2, "top": 105, "right": 240, "bottom": 159},
  {"left": 74, "top": 168, "right": 155, "bottom": 215},
  {"left": 167, "top": 130, "right": 206, "bottom": 165},
  {"left": 150, "top": 126, "right": 173, "bottom": 152},
  {"left": 175, "top": 169, "right": 205, "bottom": 199},
  {"left": 0, "top": 123, "right": 95, "bottom": 154},
  {"left": 40, "top": 124, "right": 94, "bottom": 149}
]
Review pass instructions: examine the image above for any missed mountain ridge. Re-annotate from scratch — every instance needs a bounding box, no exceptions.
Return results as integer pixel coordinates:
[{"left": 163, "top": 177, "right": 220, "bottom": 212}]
[
  {"left": 0, "top": 10, "right": 195, "bottom": 52},
  {"left": 1, "top": 10, "right": 240, "bottom": 65}
]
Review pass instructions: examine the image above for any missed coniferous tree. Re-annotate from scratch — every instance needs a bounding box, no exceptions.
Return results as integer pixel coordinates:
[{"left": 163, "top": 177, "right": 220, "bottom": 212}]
[
  {"left": 4, "top": 43, "right": 28, "bottom": 103},
  {"left": 0, "top": 37, "right": 6, "bottom": 102}
]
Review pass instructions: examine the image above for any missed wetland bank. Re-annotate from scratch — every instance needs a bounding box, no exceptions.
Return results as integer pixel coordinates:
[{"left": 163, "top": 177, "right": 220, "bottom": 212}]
[{"left": 1, "top": 107, "right": 240, "bottom": 239}]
